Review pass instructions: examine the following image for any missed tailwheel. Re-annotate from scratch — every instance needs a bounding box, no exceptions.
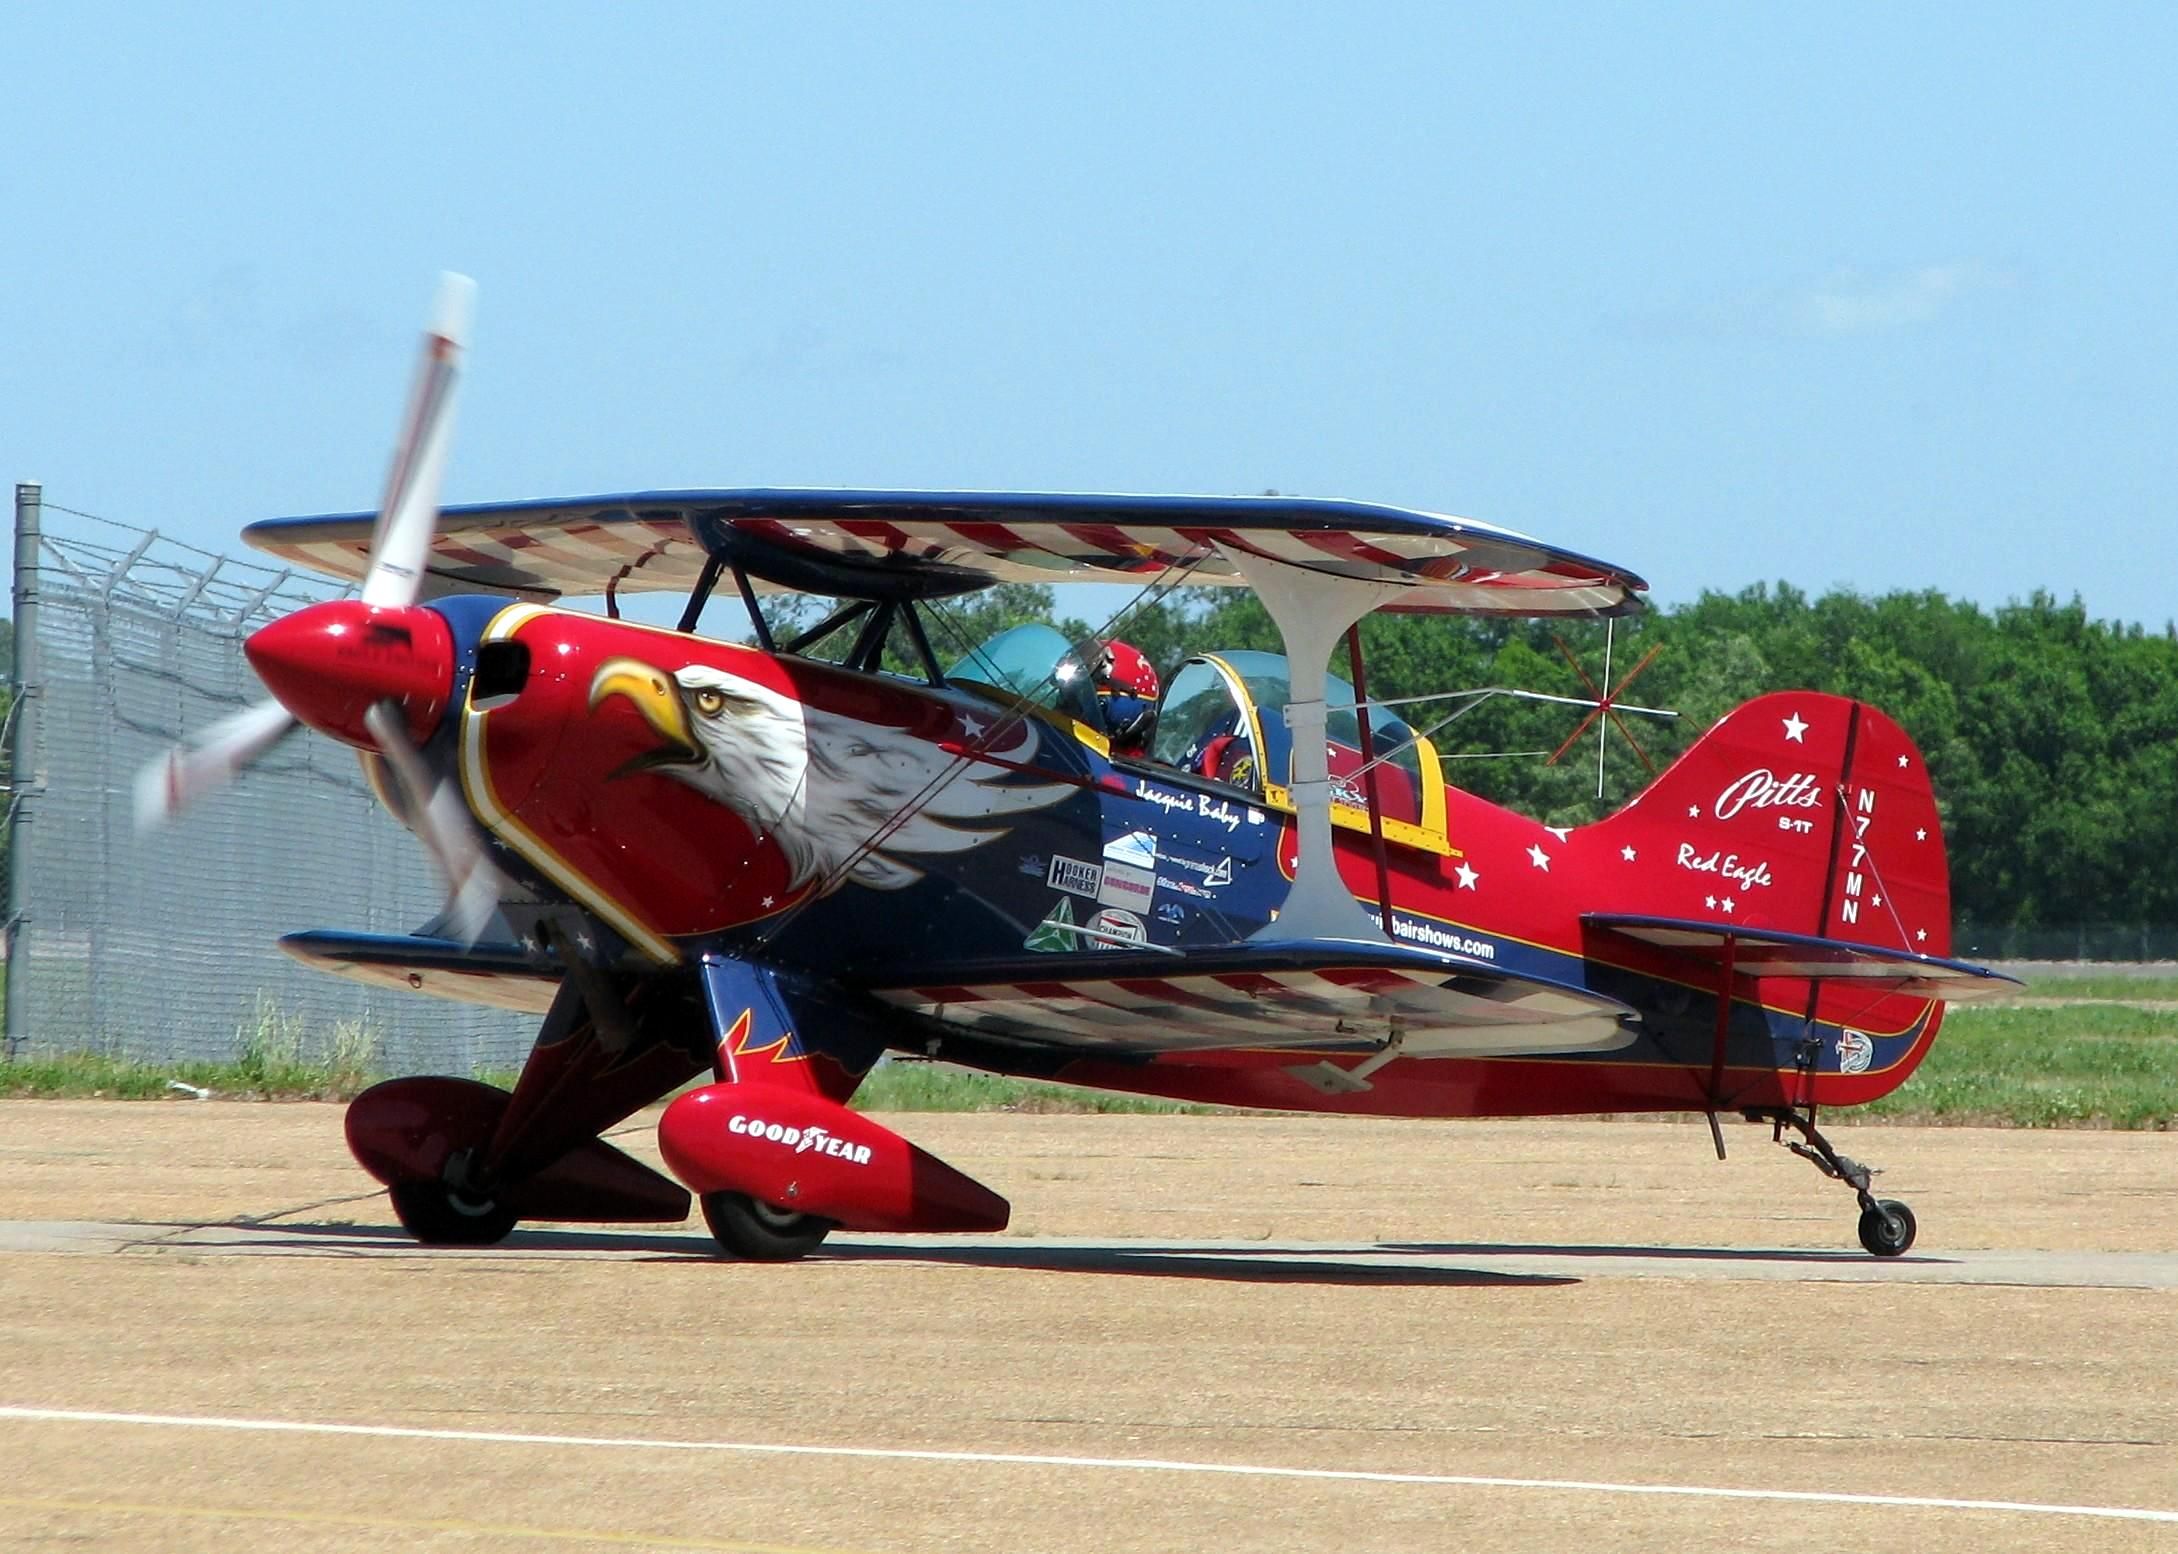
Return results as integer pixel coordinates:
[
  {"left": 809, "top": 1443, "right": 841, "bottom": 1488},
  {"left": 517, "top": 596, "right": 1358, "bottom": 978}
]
[
  {"left": 389, "top": 1151, "right": 518, "bottom": 1247},
  {"left": 701, "top": 1191, "right": 834, "bottom": 1262},
  {"left": 1757, "top": 1106, "right": 1919, "bottom": 1259},
  {"left": 1857, "top": 1198, "right": 1918, "bottom": 1258}
]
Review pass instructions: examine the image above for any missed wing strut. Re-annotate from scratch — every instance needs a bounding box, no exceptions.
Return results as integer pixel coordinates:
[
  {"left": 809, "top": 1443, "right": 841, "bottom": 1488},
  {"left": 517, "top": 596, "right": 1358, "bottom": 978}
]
[
  {"left": 1220, "top": 546, "right": 1407, "bottom": 946},
  {"left": 1343, "top": 622, "right": 1395, "bottom": 937}
]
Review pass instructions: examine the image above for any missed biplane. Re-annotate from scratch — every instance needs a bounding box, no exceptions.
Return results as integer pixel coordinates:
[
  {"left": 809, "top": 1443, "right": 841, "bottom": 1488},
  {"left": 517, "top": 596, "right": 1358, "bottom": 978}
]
[{"left": 143, "top": 275, "right": 2015, "bottom": 1261}]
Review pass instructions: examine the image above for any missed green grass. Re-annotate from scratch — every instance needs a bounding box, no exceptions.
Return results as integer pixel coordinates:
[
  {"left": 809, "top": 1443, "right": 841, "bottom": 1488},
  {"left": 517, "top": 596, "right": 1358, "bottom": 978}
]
[
  {"left": 1864, "top": 1002, "right": 2178, "bottom": 1128},
  {"left": 6, "top": 986, "right": 2176, "bottom": 1129},
  {"left": 0, "top": 1050, "right": 372, "bottom": 1100},
  {"left": 1, "top": 993, "right": 380, "bottom": 1100}
]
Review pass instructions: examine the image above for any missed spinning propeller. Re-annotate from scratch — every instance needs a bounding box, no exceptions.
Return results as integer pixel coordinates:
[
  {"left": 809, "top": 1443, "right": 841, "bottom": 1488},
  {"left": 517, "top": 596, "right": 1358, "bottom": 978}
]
[{"left": 134, "top": 272, "right": 510, "bottom": 943}]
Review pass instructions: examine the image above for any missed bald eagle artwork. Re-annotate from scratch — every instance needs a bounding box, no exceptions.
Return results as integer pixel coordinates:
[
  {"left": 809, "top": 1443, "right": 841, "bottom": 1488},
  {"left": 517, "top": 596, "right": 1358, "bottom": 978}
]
[{"left": 589, "top": 658, "right": 1074, "bottom": 895}]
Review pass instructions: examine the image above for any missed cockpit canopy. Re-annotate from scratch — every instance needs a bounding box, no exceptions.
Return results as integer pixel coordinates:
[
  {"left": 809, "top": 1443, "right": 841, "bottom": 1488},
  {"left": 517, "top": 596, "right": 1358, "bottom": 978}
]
[{"left": 948, "top": 627, "right": 1445, "bottom": 844}]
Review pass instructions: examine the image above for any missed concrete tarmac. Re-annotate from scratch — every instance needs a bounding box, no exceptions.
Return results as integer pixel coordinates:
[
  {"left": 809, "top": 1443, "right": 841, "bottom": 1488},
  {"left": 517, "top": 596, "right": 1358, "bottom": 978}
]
[{"left": 2, "top": 1102, "right": 2174, "bottom": 1552}]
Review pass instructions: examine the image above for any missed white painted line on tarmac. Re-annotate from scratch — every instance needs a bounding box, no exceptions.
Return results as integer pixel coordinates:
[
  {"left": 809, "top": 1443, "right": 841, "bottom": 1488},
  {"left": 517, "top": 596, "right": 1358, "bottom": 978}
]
[{"left": 3, "top": 1405, "right": 2174, "bottom": 1525}]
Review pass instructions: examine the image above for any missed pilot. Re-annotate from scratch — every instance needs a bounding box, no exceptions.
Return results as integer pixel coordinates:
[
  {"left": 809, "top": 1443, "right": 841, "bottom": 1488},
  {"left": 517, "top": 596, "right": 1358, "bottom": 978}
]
[
  {"left": 1086, "top": 639, "right": 1161, "bottom": 759},
  {"left": 1054, "top": 636, "right": 1158, "bottom": 758}
]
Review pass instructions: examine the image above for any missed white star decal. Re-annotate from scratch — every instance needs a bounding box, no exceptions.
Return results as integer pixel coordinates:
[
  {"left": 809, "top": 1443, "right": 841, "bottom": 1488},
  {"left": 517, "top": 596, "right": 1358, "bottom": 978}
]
[
  {"left": 1704, "top": 895, "right": 1717, "bottom": 909},
  {"left": 1544, "top": 825, "right": 1571, "bottom": 842},
  {"left": 1782, "top": 712, "right": 1808, "bottom": 743},
  {"left": 1454, "top": 861, "right": 1479, "bottom": 890},
  {"left": 1916, "top": 929, "right": 1927, "bottom": 942},
  {"left": 1621, "top": 845, "right": 1637, "bottom": 861},
  {"left": 1897, "top": 754, "right": 1909, "bottom": 768},
  {"left": 1722, "top": 896, "right": 1736, "bottom": 914},
  {"left": 960, "top": 713, "right": 987, "bottom": 738},
  {"left": 1871, "top": 895, "right": 1882, "bottom": 908},
  {"left": 1688, "top": 805, "right": 1701, "bottom": 819},
  {"left": 761, "top": 895, "right": 775, "bottom": 908},
  {"left": 1916, "top": 828, "right": 1927, "bottom": 841},
  {"left": 1526, "top": 843, "right": 1551, "bottom": 871}
]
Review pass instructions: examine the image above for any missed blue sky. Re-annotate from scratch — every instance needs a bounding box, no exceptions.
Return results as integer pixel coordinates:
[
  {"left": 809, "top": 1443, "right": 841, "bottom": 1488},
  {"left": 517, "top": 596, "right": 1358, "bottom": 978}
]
[{"left": 5, "top": 4, "right": 2175, "bottom": 631}]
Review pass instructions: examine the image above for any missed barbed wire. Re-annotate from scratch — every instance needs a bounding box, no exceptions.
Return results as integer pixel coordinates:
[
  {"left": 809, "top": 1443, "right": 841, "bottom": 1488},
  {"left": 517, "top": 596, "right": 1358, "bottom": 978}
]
[{"left": 32, "top": 501, "right": 352, "bottom": 631}]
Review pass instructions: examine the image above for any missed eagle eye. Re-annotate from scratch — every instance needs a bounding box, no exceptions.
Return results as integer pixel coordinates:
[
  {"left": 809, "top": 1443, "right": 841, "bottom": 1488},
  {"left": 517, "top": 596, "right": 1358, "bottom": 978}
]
[{"left": 692, "top": 689, "right": 727, "bottom": 718}]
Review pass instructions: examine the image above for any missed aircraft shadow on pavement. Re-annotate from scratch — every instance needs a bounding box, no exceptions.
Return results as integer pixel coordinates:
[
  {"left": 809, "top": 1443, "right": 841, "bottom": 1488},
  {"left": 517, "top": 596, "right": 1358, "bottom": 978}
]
[
  {"left": 816, "top": 1242, "right": 1578, "bottom": 1289},
  {"left": 1379, "top": 1240, "right": 1929, "bottom": 1265},
  {"left": 201, "top": 1221, "right": 1579, "bottom": 1288}
]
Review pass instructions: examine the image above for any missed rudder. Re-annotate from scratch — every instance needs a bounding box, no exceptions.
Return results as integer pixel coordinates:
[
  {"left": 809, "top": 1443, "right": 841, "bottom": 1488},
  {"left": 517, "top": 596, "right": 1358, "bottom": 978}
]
[{"left": 1586, "top": 691, "right": 1953, "bottom": 959}]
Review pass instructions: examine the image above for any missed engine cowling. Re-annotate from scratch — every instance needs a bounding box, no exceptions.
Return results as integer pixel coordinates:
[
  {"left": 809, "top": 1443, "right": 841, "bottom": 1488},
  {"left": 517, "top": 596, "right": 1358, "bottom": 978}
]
[{"left": 658, "top": 1083, "right": 1010, "bottom": 1233}]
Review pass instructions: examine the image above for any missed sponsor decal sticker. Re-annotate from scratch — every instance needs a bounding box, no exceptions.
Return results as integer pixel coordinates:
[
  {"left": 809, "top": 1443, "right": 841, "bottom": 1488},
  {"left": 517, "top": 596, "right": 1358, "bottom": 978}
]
[
  {"left": 1156, "top": 850, "right": 1234, "bottom": 900},
  {"left": 1088, "top": 907, "right": 1147, "bottom": 948},
  {"left": 1157, "top": 875, "right": 1216, "bottom": 899},
  {"left": 1104, "top": 830, "right": 1158, "bottom": 869},
  {"left": 1025, "top": 896, "right": 1077, "bottom": 953},
  {"left": 1099, "top": 864, "right": 1156, "bottom": 910},
  {"left": 1161, "top": 852, "right": 1234, "bottom": 887},
  {"left": 1100, "top": 830, "right": 1158, "bottom": 908},
  {"left": 728, "top": 1112, "right": 873, "bottom": 1165},
  {"left": 1047, "top": 855, "right": 1104, "bottom": 898},
  {"left": 1837, "top": 1029, "right": 1873, "bottom": 1075}
]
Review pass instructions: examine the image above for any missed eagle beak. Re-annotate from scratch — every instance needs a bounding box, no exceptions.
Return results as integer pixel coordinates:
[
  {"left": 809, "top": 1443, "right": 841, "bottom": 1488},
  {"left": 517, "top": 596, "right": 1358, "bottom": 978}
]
[{"left": 589, "top": 658, "right": 702, "bottom": 772}]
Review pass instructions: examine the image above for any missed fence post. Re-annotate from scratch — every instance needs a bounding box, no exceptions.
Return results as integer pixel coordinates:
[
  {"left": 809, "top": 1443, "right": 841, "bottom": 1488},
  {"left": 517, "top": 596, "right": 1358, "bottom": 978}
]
[{"left": 6, "top": 481, "right": 44, "bottom": 1058}]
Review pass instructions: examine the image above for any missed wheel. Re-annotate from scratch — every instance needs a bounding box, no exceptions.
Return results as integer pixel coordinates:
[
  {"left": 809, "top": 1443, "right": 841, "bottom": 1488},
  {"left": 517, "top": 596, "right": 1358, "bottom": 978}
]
[
  {"left": 701, "top": 1190, "right": 834, "bottom": 1261},
  {"left": 1856, "top": 1198, "right": 1917, "bottom": 1257},
  {"left": 390, "top": 1179, "right": 519, "bottom": 1247}
]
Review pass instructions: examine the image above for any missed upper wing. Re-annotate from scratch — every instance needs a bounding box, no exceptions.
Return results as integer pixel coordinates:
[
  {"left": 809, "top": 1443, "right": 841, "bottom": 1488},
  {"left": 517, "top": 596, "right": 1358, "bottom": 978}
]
[
  {"left": 867, "top": 937, "right": 1638, "bottom": 1059},
  {"left": 244, "top": 489, "right": 1646, "bottom": 616}
]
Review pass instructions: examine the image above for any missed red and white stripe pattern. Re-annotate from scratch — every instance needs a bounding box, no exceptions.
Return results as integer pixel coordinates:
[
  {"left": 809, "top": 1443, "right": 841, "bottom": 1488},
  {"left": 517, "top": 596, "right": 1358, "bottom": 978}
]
[
  {"left": 872, "top": 962, "right": 1627, "bottom": 1056},
  {"left": 248, "top": 496, "right": 1640, "bottom": 615},
  {"left": 253, "top": 510, "right": 712, "bottom": 599},
  {"left": 728, "top": 514, "right": 1624, "bottom": 612}
]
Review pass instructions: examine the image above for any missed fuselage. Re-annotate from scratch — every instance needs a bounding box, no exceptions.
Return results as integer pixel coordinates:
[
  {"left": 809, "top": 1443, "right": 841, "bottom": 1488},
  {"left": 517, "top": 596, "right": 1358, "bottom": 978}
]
[{"left": 402, "top": 596, "right": 1949, "bottom": 1121}]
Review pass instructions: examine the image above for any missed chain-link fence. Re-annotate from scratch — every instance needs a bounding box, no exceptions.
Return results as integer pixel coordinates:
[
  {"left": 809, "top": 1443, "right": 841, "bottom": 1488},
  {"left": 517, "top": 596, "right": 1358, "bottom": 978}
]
[
  {"left": 4, "top": 491, "right": 535, "bottom": 1075},
  {"left": 1960, "top": 922, "right": 2178, "bottom": 964}
]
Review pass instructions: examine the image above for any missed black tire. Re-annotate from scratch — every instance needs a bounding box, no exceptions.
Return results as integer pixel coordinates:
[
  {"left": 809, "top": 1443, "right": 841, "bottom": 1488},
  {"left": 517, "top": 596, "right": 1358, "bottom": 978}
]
[
  {"left": 390, "top": 1179, "right": 519, "bottom": 1247},
  {"left": 1856, "top": 1198, "right": 1917, "bottom": 1258},
  {"left": 701, "top": 1191, "right": 833, "bottom": 1261}
]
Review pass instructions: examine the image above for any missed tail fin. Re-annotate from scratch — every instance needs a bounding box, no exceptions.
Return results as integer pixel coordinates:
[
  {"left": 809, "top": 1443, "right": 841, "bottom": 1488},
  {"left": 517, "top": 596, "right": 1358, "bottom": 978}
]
[{"left": 1586, "top": 692, "right": 1952, "bottom": 958}]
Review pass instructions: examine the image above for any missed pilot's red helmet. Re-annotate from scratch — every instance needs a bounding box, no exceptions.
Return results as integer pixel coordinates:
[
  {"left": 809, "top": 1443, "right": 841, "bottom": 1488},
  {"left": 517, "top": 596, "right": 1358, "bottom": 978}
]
[
  {"left": 1097, "top": 641, "right": 1159, "bottom": 701},
  {"left": 1094, "top": 640, "right": 1159, "bottom": 747}
]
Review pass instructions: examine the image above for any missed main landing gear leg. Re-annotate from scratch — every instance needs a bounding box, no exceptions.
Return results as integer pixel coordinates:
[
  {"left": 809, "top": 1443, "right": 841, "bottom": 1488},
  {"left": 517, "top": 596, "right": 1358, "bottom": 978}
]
[{"left": 1755, "top": 1106, "right": 1918, "bottom": 1257}]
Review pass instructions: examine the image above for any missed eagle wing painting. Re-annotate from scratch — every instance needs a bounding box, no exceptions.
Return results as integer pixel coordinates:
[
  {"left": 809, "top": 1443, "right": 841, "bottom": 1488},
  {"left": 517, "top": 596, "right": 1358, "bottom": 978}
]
[{"left": 590, "top": 658, "right": 1073, "bottom": 894}]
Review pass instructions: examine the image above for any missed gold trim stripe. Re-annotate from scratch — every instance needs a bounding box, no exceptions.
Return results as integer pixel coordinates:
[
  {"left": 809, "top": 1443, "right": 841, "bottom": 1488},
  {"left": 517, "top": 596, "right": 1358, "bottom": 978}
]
[{"left": 460, "top": 604, "right": 679, "bottom": 964}]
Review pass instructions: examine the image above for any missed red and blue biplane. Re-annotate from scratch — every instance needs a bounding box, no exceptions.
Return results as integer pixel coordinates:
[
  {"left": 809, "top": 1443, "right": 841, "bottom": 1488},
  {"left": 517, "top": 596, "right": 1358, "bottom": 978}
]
[{"left": 143, "top": 276, "right": 2014, "bottom": 1261}]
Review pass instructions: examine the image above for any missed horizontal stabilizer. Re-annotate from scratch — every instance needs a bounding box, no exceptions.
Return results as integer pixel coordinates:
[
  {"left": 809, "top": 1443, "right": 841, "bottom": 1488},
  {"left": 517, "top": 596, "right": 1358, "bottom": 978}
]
[
  {"left": 1583, "top": 915, "right": 2019, "bottom": 1003},
  {"left": 871, "top": 937, "right": 1639, "bottom": 1058},
  {"left": 278, "top": 930, "right": 558, "bottom": 1014}
]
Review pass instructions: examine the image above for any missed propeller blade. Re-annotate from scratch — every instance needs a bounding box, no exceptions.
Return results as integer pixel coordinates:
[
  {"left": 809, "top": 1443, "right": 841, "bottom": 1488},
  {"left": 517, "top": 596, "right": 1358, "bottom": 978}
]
[
  {"left": 359, "top": 271, "right": 475, "bottom": 608},
  {"left": 133, "top": 698, "right": 297, "bottom": 830},
  {"left": 362, "top": 701, "right": 508, "bottom": 945}
]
